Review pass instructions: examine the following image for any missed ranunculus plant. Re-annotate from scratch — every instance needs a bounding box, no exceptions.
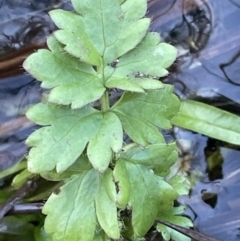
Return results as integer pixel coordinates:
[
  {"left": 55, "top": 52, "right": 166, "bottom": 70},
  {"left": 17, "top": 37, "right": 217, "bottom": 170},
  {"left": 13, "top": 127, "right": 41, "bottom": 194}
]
[{"left": 23, "top": 0, "right": 240, "bottom": 240}]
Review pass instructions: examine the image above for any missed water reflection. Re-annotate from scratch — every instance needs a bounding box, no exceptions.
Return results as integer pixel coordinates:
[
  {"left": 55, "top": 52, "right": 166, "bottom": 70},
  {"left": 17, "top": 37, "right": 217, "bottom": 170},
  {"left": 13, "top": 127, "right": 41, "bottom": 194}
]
[
  {"left": 148, "top": 0, "right": 240, "bottom": 240},
  {"left": 148, "top": 0, "right": 240, "bottom": 104},
  {"left": 220, "top": 51, "right": 240, "bottom": 86}
]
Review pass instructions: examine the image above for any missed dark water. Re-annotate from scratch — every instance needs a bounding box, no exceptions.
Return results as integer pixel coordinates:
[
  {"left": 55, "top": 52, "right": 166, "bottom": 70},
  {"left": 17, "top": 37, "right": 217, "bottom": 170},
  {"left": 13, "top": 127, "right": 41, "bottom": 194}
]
[
  {"left": 0, "top": 0, "right": 240, "bottom": 240},
  {"left": 147, "top": 1, "right": 240, "bottom": 240}
]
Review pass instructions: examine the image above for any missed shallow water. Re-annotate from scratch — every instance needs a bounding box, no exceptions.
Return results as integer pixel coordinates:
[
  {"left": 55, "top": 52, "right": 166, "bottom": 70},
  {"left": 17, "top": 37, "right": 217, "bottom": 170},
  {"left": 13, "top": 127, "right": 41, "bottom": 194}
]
[
  {"left": 0, "top": 0, "right": 240, "bottom": 240},
  {"left": 147, "top": 1, "right": 240, "bottom": 240}
]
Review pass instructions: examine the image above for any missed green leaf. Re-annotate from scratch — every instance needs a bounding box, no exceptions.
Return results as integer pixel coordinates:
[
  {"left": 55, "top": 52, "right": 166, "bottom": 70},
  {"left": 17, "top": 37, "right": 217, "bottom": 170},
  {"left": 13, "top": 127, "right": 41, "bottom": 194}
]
[
  {"left": 26, "top": 103, "right": 101, "bottom": 173},
  {"left": 71, "top": 0, "right": 150, "bottom": 63},
  {"left": 114, "top": 160, "right": 177, "bottom": 237},
  {"left": 168, "top": 175, "right": 191, "bottom": 196},
  {"left": 35, "top": 226, "right": 53, "bottom": 241},
  {"left": 120, "top": 143, "right": 177, "bottom": 176},
  {"left": 131, "top": 78, "right": 165, "bottom": 90},
  {"left": 87, "top": 112, "right": 123, "bottom": 173},
  {"left": 105, "top": 76, "right": 145, "bottom": 93},
  {"left": 49, "top": 10, "right": 101, "bottom": 66},
  {"left": 105, "top": 76, "right": 164, "bottom": 92},
  {"left": 0, "top": 160, "right": 26, "bottom": 179},
  {"left": 43, "top": 169, "right": 99, "bottom": 241},
  {"left": 157, "top": 207, "right": 193, "bottom": 241},
  {"left": 40, "top": 154, "right": 92, "bottom": 181},
  {"left": 26, "top": 103, "right": 123, "bottom": 173},
  {"left": 23, "top": 36, "right": 105, "bottom": 109},
  {"left": 155, "top": 150, "right": 178, "bottom": 177},
  {"left": 111, "top": 33, "right": 177, "bottom": 78},
  {"left": 12, "top": 169, "right": 35, "bottom": 188},
  {"left": 113, "top": 160, "right": 130, "bottom": 208},
  {"left": 95, "top": 169, "right": 120, "bottom": 239},
  {"left": 105, "top": 32, "right": 177, "bottom": 93},
  {"left": 121, "top": 0, "right": 147, "bottom": 20},
  {"left": 112, "top": 85, "right": 180, "bottom": 145},
  {"left": 171, "top": 99, "right": 240, "bottom": 145}
]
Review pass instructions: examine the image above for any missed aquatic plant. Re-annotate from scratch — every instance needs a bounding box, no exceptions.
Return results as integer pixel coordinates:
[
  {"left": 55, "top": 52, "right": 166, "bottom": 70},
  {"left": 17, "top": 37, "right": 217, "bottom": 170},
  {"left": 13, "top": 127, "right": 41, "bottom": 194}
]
[{"left": 21, "top": 0, "right": 240, "bottom": 240}]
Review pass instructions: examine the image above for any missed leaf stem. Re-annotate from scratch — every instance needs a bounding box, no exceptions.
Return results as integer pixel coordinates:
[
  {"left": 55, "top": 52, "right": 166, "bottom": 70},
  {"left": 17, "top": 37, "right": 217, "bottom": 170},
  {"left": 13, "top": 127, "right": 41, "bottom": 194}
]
[{"left": 100, "top": 90, "right": 110, "bottom": 111}]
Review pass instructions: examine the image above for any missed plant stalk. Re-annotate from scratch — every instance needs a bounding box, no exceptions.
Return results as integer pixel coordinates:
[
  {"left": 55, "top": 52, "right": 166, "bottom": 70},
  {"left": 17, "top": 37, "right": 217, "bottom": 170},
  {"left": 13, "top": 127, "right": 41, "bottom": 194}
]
[{"left": 100, "top": 90, "right": 110, "bottom": 111}]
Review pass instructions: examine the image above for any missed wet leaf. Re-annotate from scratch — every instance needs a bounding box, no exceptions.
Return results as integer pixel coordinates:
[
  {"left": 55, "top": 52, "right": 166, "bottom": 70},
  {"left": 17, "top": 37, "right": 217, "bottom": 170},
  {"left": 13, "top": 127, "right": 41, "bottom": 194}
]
[
  {"left": 112, "top": 85, "right": 180, "bottom": 145},
  {"left": 43, "top": 170, "right": 99, "bottom": 241},
  {"left": 171, "top": 100, "right": 240, "bottom": 145}
]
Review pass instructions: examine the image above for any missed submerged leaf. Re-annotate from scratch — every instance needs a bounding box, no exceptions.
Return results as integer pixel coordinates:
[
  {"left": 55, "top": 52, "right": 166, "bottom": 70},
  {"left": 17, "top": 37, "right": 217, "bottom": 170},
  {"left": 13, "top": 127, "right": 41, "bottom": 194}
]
[
  {"left": 112, "top": 85, "right": 180, "bottom": 145},
  {"left": 171, "top": 100, "right": 240, "bottom": 145}
]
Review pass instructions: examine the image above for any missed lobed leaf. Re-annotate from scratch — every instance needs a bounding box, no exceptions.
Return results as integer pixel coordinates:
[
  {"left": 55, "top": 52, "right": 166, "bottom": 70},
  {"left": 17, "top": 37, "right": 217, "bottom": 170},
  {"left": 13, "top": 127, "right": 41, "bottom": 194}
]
[
  {"left": 168, "top": 175, "right": 191, "bottom": 196},
  {"left": 26, "top": 103, "right": 101, "bottom": 173},
  {"left": 113, "top": 160, "right": 130, "bottom": 208},
  {"left": 40, "top": 154, "right": 92, "bottom": 181},
  {"left": 114, "top": 160, "right": 177, "bottom": 237},
  {"left": 157, "top": 207, "right": 193, "bottom": 241},
  {"left": 43, "top": 170, "right": 99, "bottom": 241},
  {"left": 43, "top": 169, "right": 120, "bottom": 241},
  {"left": 50, "top": 10, "right": 101, "bottom": 66},
  {"left": 121, "top": 0, "right": 147, "bottom": 20},
  {"left": 26, "top": 103, "right": 122, "bottom": 174},
  {"left": 87, "top": 112, "right": 123, "bottom": 173},
  {"left": 120, "top": 143, "right": 177, "bottom": 176},
  {"left": 171, "top": 99, "right": 240, "bottom": 145},
  {"left": 110, "top": 33, "right": 177, "bottom": 78},
  {"left": 95, "top": 169, "right": 120, "bottom": 239},
  {"left": 71, "top": 0, "right": 150, "bottom": 64},
  {"left": 112, "top": 85, "right": 180, "bottom": 145},
  {"left": 105, "top": 76, "right": 164, "bottom": 92},
  {"left": 23, "top": 36, "right": 105, "bottom": 109}
]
